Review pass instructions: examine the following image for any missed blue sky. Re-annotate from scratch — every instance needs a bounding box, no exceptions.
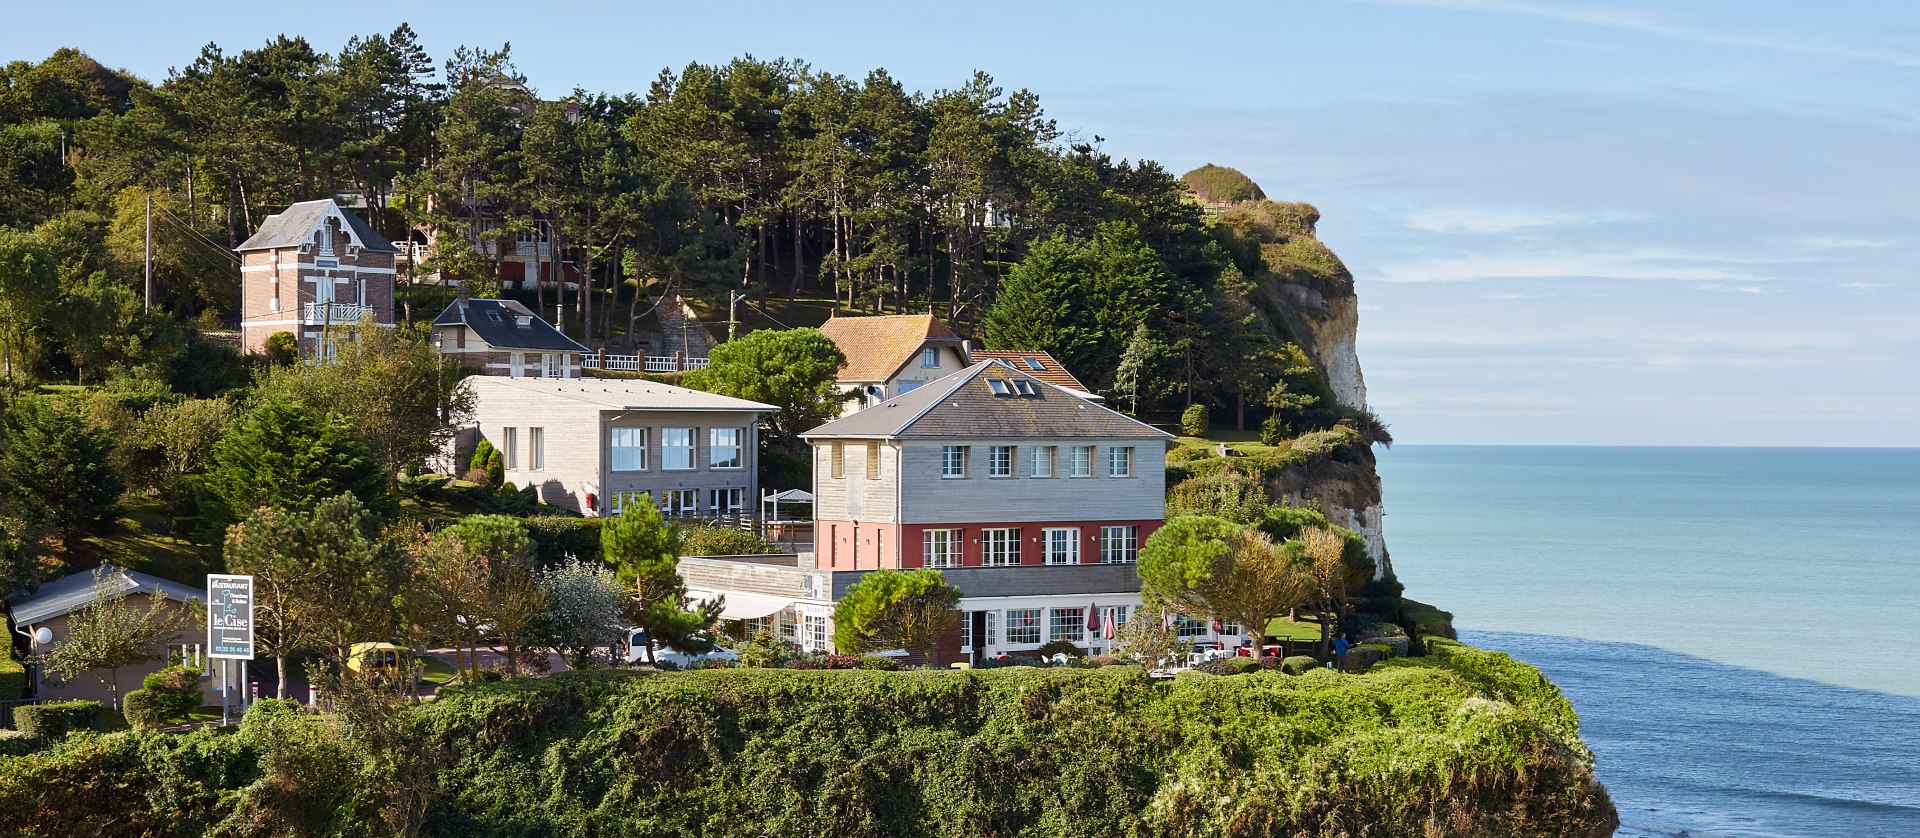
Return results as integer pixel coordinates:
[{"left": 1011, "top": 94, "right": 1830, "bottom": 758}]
[{"left": 9, "top": 1, "right": 1918, "bottom": 445}]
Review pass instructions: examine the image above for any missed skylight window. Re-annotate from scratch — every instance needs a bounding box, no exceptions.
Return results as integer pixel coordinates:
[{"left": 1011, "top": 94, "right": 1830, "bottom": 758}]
[
  {"left": 987, "top": 379, "right": 1012, "bottom": 396},
  {"left": 1013, "top": 379, "right": 1037, "bottom": 396},
  {"left": 1023, "top": 358, "right": 1045, "bottom": 371}
]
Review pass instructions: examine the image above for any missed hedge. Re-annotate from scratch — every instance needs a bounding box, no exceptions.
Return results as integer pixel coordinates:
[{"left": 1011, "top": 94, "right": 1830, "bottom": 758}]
[
  {"left": 523, "top": 516, "right": 603, "bottom": 566},
  {"left": 1281, "top": 655, "right": 1321, "bottom": 675},
  {"left": 0, "top": 730, "right": 34, "bottom": 756},
  {"left": 13, "top": 700, "right": 101, "bottom": 740},
  {"left": 0, "top": 656, "right": 24, "bottom": 701}
]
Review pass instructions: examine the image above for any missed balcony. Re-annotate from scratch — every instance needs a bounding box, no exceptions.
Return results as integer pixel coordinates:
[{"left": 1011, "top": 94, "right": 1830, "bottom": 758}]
[
  {"left": 303, "top": 302, "right": 373, "bottom": 324},
  {"left": 581, "top": 353, "right": 712, "bottom": 373}
]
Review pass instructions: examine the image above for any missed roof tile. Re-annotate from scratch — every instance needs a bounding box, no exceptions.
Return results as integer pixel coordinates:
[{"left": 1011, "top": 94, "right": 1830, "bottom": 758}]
[{"left": 817, "top": 315, "right": 962, "bottom": 383}]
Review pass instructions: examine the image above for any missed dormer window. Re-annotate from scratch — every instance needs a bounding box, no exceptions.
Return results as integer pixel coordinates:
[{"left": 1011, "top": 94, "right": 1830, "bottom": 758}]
[
  {"left": 921, "top": 347, "right": 939, "bottom": 368},
  {"left": 486, "top": 311, "right": 503, "bottom": 322}
]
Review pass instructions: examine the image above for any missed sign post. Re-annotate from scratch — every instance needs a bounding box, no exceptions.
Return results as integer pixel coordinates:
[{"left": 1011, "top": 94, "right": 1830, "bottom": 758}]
[{"left": 206, "top": 574, "right": 255, "bottom": 726}]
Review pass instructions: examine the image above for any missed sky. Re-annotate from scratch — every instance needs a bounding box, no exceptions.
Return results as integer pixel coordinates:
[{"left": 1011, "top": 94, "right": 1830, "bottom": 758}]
[{"left": 7, "top": 1, "right": 1918, "bottom": 445}]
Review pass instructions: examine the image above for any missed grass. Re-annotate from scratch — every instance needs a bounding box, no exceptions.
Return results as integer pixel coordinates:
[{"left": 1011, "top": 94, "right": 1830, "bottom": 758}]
[
  {"left": 1263, "top": 617, "right": 1327, "bottom": 643},
  {"left": 1172, "top": 425, "right": 1279, "bottom": 455},
  {"left": 417, "top": 656, "right": 457, "bottom": 686},
  {"left": 79, "top": 497, "right": 218, "bottom": 586}
]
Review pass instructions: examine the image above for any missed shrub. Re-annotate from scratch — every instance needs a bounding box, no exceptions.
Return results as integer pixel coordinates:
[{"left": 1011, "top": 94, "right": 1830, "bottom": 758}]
[
  {"left": 859, "top": 656, "right": 900, "bottom": 671},
  {"left": 680, "top": 524, "right": 781, "bottom": 557},
  {"left": 1281, "top": 655, "right": 1321, "bottom": 675},
  {"left": 1193, "top": 657, "right": 1260, "bottom": 676},
  {"left": 1259, "top": 414, "right": 1289, "bottom": 446},
  {"left": 138, "top": 666, "right": 204, "bottom": 724},
  {"left": 264, "top": 331, "right": 298, "bottom": 365},
  {"left": 237, "top": 698, "right": 307, "bottom": 746},
  {"left": 1037, "top": 640, "right": 1086, "bottom": 660},
  {"left": 523, "top": 515, "right": 603, "bottom": 566},
  {"left": 0, "top": 729, "right": 36, "bottom": 756},
  {"left": 1347, "top": 645, "right": 1388, "bottom": 673},
  {"left": 122, "top": 690, "right": 164, "bottom": 730},
  {"left": 1256, "top": 655, "right": 1286, "bottom": 671},
  {"left": 13, "top": 700, "right": 102, "bottom": 739},
  {"left": 1166, "top": 445, "right": 1212, "bottom": 464},
  {"left": 0, "top": 656, "right": 24, "bottom": 701},
  {"left": 1180, "top": 404, "right": 1209, "bottom": 437},
  {"left": 1088, "top": 654, "right": 1121, "bottom": 668},
  {"left": 822, "top": 654, "right": 862, "bottom": 670}
]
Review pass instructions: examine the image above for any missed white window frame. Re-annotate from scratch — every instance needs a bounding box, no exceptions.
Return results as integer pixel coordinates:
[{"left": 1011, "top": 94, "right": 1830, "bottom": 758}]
[
  {"left": 921, "top": 347, "right": 939, "bottom": 368},
  {"left": 528, "top": 427, "right": 544, "bottom": 471},
  {"left": 709, "top": 427, "right": 743, "bottom": 470},
  {"left": 708, "top": 488, "right": 744, "bottom": 515},
  {"left": 662, "top": 488, "right": 698, "bottom": 516},
  {"left": 1107, "top": 446, "right": 1134, "bottom": 478},
  {"left": 1100, "top": 525, "right": 1138, "bottom": 564},
  {"left": 941, "top": 445, "right": 968, "bottom": 479},
  {"left": 988, "top": 445, "right": 1014, "bottom": 478},
  {"left": 803, "top": 613, "right": 831, "bottom": 652},
  {"left": 923, "top": 528, "right": 962, "bottom": 568},
  {"left": 1031, "top": 445, "right": 1055, "bottom": 478},
  {"left": 610, "top": 427, "right": 648, "bottom": 471},
  {"left": 1069, "top": 445, "right": 1094, "bottom": 478},
  {"left": 1175, "top": 614, "right": 1209, "bottom": 639},
  {"left": 503, "top": 427, "right": 518, "bottom": 470},
  {"left": 1043, "top": 527, "right": 1080, "bottom": 565},
  {"left": 981, "top": 527, "right": 1021, "bottom": 567},
  {"left": 662, "top": 427, "right": 696, "bottom": 470},
  {"left": 1004, "top": 609, "right": 1041, "bottom": 645},
  {"left": 1050, "top": 608, "right": 1087, "bottom": 644}
]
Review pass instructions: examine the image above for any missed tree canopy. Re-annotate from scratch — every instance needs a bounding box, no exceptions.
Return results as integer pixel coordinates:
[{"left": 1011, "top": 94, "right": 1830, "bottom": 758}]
[
  {"left": 681, "top": 327, "right": 849, "bottom": 453},
  {"left": 205, "top": 397, "right": 387, "bottom": 524},
  {"left": 831, "top": 568, "right": 963, "bottom": 662}
]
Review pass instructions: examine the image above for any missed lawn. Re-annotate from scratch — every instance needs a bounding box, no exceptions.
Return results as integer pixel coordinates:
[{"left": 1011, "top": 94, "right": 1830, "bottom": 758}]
[
  {"left": 417, "top": 655, "right": 457, "bottom": 687},
  {"left": 80, "top": 497, "right": 219, "bottom": 586},
  {"left": 1173, "top": 425, "right": 1279, "bottom": 456},
  {"left": 1264, "top": 617, "right": 1328, "bottom": 644}
]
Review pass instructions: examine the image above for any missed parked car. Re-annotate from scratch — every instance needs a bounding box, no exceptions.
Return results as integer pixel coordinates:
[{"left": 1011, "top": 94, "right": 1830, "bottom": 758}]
[
  {"left": 621, "top": 628, "right": 737, "bottom": 668},
  {"left": 1185, "top": 643, "right": 1233, "bottom": 668},
  {"left": 346, "top": 642, "right": 410, "bottom": 675}
]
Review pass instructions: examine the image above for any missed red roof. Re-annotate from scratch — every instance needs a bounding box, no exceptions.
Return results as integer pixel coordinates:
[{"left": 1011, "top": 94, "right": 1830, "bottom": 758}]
[
  {"left": 817, "top": 314, "right": 962, "bottom": 383},
  {"left": 968, "top": 349, "right": 1091, "bottom": 393}
]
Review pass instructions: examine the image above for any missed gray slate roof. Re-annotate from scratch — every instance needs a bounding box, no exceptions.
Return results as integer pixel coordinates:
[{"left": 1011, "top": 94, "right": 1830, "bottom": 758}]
[
  {"left": 236, "top": 199, "right": 399, "bottom": 253},
  {"left": 7, "top": 566, "right": 201, "bottom": 626},
  {"left": 463, "top": 376, "right": 776, "bottom": 413},
  {"left": 802, "top": 360, "right": 1171, "bottom": 441},
  {"left": 435, "top": 298, "right": 590, "bottom": 353}
]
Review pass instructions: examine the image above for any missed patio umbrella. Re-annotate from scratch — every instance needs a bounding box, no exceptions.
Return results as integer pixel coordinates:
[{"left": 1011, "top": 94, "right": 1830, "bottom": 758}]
[{"left": 1085, "top": 603, "right": 1101, "bottom": 633}]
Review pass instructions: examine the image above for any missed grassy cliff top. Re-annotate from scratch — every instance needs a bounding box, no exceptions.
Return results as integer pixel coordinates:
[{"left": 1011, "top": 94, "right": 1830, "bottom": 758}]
[{"left": 1182, "top": 163, "right": 1268, "bottom": 204}]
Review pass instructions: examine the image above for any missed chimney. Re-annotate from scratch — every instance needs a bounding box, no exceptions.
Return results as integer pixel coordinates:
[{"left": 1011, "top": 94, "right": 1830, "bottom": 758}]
[{"left": 456, "top": 284, "right": 470, "bottom": 312}]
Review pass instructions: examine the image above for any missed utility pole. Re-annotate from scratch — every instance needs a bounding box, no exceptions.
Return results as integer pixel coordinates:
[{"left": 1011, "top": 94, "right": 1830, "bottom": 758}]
[
  {"left": 144, "top": 195, "right": 154, "bottom": 311},
  {"left": 728, "top": 290, "right": 747, "bottom": 342}
]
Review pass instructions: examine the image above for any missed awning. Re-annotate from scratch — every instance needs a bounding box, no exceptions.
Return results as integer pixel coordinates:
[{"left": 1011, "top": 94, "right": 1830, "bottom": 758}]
[
  {"left": 765, "top": 489, "right": 813, "bottom": 503},
  {"left": 686, "top": 589, "right": 794, "bottom": 621}
]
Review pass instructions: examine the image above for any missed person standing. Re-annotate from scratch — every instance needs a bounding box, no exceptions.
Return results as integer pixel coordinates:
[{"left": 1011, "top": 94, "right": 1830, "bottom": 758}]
[{"left": 1333, "top": 634, "right": 1352, "bottom": 671}]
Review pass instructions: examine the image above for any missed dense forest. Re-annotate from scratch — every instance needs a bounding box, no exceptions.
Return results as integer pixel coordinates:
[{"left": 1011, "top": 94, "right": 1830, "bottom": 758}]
[{"left": 0, "top": 27, "right": 1382, "bottom": 428}]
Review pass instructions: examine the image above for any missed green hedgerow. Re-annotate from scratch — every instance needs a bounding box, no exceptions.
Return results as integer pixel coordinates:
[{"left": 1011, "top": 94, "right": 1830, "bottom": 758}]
[{"left": 12, "top": 700, "right": 101, "bottom": 740}]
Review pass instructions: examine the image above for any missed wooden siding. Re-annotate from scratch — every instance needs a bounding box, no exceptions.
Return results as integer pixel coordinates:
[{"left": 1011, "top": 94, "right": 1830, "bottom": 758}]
[{"left": 812, "top": 440, "right": 899, "bottom": 523}]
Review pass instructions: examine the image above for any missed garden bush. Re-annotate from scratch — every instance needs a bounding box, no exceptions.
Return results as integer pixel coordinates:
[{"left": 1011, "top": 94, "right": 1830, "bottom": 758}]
[
  {"left": 1088, "top": 654, "right": 1121, "bottom": 668},
  {"left": 680, "top": 524, "right": 781, "bottom": 557},
  {"left": 1036, "top": 640, "right": 1086, "bottom": 659},
  {"left": 858, "top": 655, "right": 900, "bottom": 671},
  {"left": 1180, "top": 403, "right": 1209, "bottom": 437},
  {"left": 0, "top": 730, "right": 36, "bottom": 756},
  {"left": 1165, "top": 445, "right": 1212, "bottom": 464},
  {"left": 1256, "top": 655, "right": 1286, "bottom": 670},
  {"left": 1192, "top": 657, "right": 1260, "bottom": 676},
  {"left": 523, "top": 515, "right": 602, "bottom": 566},
  {"left": 822, "top": 654, "right": 862, "bottom": 670},
  {"left": 1281, "top": 655, "right": 1321, "bottom": 675},
  {"left": 0, "top": 656, "right": 24, "bottom": 701},
  {"left": 1347, "top": 645, "right": 1388, "bottom": 673},
  {"left": 122, "top": 689, "right": 165, "bottom": 730},
  {"left": 13, "top": 700, "right": 101, "bottom": 739},
  {"left": 237, "top": 698, "right": 307, "bottom": 746},
  {"left": 140, "top": 665, "right": 204, "bottom": 723}
]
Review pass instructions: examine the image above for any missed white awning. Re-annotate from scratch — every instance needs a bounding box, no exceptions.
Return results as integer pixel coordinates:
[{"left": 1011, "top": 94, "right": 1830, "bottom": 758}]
[{"left": 686, "top": 589, "right": 794, "bottom": 621}]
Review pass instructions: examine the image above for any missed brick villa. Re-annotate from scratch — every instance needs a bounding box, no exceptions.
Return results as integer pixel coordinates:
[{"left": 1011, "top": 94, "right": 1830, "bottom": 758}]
[{"left": 236, "top": 200, "right": 398, "bottom": 359}]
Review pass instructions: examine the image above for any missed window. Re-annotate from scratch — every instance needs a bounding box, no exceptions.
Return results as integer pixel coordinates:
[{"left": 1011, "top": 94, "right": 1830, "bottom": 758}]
[
  {"left": 710, "top": 428, "right": 743, "bottom": 469},
  {"left": 528, "top": 427, "right": 544, "bottom": 471},
  {"left": 1069, "top": 445, "right": 1094, "bottom": 478},
  {"left": 542, "top": 354, "right": 563, "bottom": 378},
  {"left": 1012, "top": 379, "right": 1037, "bottom": 396},
  {"left": 1050, "top": 608, "right": 1086, "bottom": 643},
  {"left": 866, "top": 442, "right": 881, "bottom": 480},
  {"left": 960, "top": 612, "right": 972, "bottom": 649},
  {"left": 803, "top": 613, "right": 831, "bottom": 652},
  {"left": 987, "top": 378, "right": 1012, "bottom": 396},
  {"left": 981, "top": 528, "right": 1021, "bottom": 566},
  {"left": 898, "top": 380, "right": 922, "bottom": 395},
  {"left": 1174, "top": 614, "right": 1209, "bottom": 639},
  {"left": 779, "top": 611, "right": 798, "bottom": 642},
  {"left": 921, "top": 347, "right": 939, "bottom": 368},
  {"left": 610, "top": 428, "right": 648, "bottom": 471},
  {"left": 941, "top": 445, "right": 969, "bottom": 478},
  {"left": 1023, "top": 357, "right": 1045, "bottom": 371},
  {"left": 1100, "top": 526, "right": 1138, "bottom": 563},
  {"left": 830, "top": 442, "right": 845, "bottom": 479},
  {"left": 503, "top": 428, "right": 518, "bottom": 470},
  {"left": 661, "top": 489, "right": 699, "bottom": 516},
  {"left": 708, "top": 488, "right": 744, "bottom": 515},
  {"left": 1005, "top": 609, "right": 1041, "bottom": 645},
  {"left": 1043, "top": 527, "right": 1080, "bottom": 565},
  {"left": 983, "top": 611, "right": 997, "bottom": 645},
  {"left": 988, "top": 445, "right": 1014, "bottom": 477},
  {"left": 1107, "top": 446, "right": 1134, "bottom": 478},
  {"left": 662, "top": 428, "right": 695, "bottom": 470},
  {"left": 1031, "top": 445, "right": 1056, "bottom": 478},
  {"left": 923, "top": 529, "right": 962, "bottom": 568}
]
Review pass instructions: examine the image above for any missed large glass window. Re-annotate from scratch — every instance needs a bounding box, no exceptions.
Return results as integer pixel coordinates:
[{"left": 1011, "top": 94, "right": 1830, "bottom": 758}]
[
  {"left": 1100, "top": 526, "right": 1138, "bottom": 563},
  {"left": 1069, "top": 445, "right": 1094, "bottom": 478},
  {"left": 662, "top": 428, "right": 695, "bottom": 470},
  {"left": 981, "top": 528, "right": 1021, "bottom": 566},
  {"left": 988, "top": 445, "right": 1014, "bottom": 477},
  {"left": 1031, "top": 445, "right": 1055, "bottom": 478},
  {"left": 709, "top": 428, "right": 743, "bottom": 469},
  {"left": 1174, "top": 614, "right": 1209, "bottom": 639},
  {"left": 662, "top": 489, "right": 698, "bottom": 516},
  {"left": 941, "top": 445, "right": 969, "bottom": 478},
  {"left": 1050, "top": 608, "right": 1086, "bottom": 644},
  {"left": 1043, "top": 527, "right": 1080, "bottom": 565},
  {"left": 923, "top": 528, "right": 962, "bottom": 568},
  {"left": 610, "top": 427, "right": 647, "bottom": 471},
  {"left": 708, "top": 488, "right": 744, "bottom": 515},
  {"left": 1004, "top": 609, "right": 1041, "bottom": 645},
  {"left": 1107, "top": 446, "right": 1134, "bottom": 478}
]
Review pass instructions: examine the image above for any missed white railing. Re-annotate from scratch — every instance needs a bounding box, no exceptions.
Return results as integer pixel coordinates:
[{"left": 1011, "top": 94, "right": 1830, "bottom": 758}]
[
  {"left": 304, "top": 302, "right": 373, "bottom": 324},
  {"left": 582, "top": 355, "right": 711, "bottom": 372}
]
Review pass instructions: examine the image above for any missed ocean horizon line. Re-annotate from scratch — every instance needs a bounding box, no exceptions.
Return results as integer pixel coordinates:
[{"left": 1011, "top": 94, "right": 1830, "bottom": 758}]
[{"left": 1386, "top": 442, "right": 1920, "bottom": 451}]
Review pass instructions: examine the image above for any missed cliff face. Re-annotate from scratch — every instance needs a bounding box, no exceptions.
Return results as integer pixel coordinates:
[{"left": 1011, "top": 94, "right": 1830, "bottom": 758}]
[{"left": 1224, "top": 200, "right": 1393, "bottom": 579}]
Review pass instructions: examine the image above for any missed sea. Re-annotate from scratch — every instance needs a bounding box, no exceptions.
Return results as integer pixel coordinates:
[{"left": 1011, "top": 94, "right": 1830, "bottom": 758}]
[{"left": 1378, "top": 446, "right": 1920, "bottom": 838}]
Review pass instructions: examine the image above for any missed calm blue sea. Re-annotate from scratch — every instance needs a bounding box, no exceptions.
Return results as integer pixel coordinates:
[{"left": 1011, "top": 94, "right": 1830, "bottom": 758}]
[{"left": 1379, "top": 446, "right": 1920, "bottom": 838}]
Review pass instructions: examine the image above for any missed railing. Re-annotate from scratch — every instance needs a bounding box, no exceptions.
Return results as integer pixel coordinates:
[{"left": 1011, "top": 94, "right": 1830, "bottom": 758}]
[
  {"left": 303, "top": 302, "right": 373, "bottom": 324},
  {"left": 582, "top": 354, "right": 711, "bottom": 373}
]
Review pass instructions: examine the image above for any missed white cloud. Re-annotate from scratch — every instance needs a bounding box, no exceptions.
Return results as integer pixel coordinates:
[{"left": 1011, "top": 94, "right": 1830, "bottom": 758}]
[
  {"left": 1351, "top": 0, "right": 1920, "bottom": 69},
  {"left": 1404, "top": 207, "right": 1649, "bottom": 234},
  {"left": 1370, "top": 248, "right": 1771, "bottom": 283},
  {"left": 1792, "top": 236, "right": 1903, "bottom": 250}
]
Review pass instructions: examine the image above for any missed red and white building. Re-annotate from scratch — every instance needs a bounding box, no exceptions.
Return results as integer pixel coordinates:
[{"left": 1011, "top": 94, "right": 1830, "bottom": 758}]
[
  {"left": 677, "top": 360, "right": 1186, "bottom": 663},
  {"left": 236, "top": 200, "right": 398, "bottom": 358}
]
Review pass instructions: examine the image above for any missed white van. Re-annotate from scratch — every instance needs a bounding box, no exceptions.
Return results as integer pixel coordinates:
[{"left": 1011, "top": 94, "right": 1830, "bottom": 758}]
[{"left": 621, "top": 628, "right": 738, "bottom": 669}]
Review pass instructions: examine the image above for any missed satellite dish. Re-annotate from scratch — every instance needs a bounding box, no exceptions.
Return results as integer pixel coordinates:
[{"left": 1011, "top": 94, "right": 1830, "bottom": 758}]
[{"left": 32, "top": 627, "right": 52, "bottom": 645}]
